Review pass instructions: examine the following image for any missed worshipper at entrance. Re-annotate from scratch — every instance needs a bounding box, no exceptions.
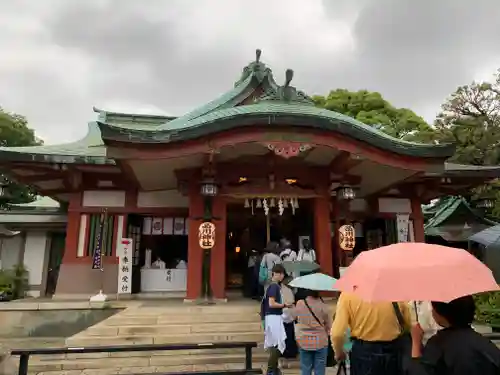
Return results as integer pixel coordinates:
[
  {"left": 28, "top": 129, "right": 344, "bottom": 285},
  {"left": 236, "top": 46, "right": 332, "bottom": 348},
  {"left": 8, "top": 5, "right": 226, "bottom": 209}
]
[
  {"left": 408, "top": 295, "right": 500, "bottom": 375},
  {"left": 260, "top": 242, "right": 281, "bottom": 293},
  {"left": 279, "top": 238, "right": 297, "bottom": 263},
  {"left": 297, "top": 238, "right": 316, "bottom": 263},
  {"left": 331, "top": 292, "right": 411, "bottom": 375},
  {"left": 261, "top": 264, "right": 291, "bottom": 375},
  {"left": 244, "top": 249, "right": 259, "bottom": 299}
]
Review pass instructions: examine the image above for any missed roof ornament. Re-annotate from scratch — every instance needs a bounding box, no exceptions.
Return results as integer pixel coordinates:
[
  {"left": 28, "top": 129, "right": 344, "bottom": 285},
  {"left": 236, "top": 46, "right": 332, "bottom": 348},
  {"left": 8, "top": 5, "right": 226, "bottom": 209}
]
[
  {"left": 234, "top": 49, "right": 269, "bottom": 87},
  {"left": 284, "top": 69, "right": 294, "bottom": 88}
]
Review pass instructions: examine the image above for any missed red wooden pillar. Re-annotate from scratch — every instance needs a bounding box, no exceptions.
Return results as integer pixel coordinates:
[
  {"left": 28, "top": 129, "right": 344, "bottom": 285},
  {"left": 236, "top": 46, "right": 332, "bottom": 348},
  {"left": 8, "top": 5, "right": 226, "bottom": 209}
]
[
  {"left": 211, "top": 196, "right": 227, "bottom": 299},
  {"left": 314, "top": 194, "right": 333, "bottom": 276},
  {"left": 186, "top": 190, "right": 204, "bottom": 300},
  {"left": 411, "top": 196, "right": 425, "bottom": 242},
  {"left": 330, "top": 196, "right": 341, "bottom": 278},
  {"left": 62, "top": 193, "right": 82, "bottom": 264}
]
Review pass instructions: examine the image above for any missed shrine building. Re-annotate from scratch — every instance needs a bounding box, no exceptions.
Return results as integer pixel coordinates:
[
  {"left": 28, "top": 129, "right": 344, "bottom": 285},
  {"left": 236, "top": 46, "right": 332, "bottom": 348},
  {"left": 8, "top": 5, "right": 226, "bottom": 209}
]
[{"left": 0, "top": 50, "right": 499, "bottom": 300}]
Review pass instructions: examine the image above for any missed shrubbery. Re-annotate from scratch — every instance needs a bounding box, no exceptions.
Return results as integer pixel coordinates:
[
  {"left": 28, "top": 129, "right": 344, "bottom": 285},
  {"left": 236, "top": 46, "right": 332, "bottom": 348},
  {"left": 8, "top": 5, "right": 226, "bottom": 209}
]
[
  {"left": 0, "top": 264, "right": 29, "bottom": 300},
  {"left": 475, "top": 291, "right": 500, "bottom": 329}
]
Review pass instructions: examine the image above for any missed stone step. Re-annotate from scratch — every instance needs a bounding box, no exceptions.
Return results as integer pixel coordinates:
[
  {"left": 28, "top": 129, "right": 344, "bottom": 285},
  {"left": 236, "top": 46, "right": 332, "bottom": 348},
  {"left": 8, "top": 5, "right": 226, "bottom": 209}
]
[
  {"left": 81, "top": 322, "right": 262, "bottom": 337},
  {"left": 66, "top": 332, "right": 263, "bottom": 347},
  {"left": 23, "top": 352, "right": 269, "bottom": 373},
  {"left": 119, "top": 304, "right": 260, "bottom": 316},
  {"left": 103, "top": 312, "right": 261, "bottom": 326},
  {"left": 23, "top": 362, "right": 346, "bottom": 375}
]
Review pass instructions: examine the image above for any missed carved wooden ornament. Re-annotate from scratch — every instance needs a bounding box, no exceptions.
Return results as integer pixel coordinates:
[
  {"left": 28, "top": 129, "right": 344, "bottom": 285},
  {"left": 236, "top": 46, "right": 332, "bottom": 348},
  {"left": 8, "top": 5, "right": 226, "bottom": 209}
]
[
  {"left": 267, "top": 142, "right": 312, "bottom": 158},
  {"left": 199, "top": 222, "right": 216, "bottom": 249},
  {"left": 339, "top": 224, "right": 356, "bottom": 251}
]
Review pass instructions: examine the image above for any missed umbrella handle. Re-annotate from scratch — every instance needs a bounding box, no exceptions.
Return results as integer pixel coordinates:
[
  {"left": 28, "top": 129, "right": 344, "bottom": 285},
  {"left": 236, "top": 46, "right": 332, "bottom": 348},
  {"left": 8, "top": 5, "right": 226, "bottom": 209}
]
[{"left": 413, "top": 300, "right": 420, "bottom": 323}]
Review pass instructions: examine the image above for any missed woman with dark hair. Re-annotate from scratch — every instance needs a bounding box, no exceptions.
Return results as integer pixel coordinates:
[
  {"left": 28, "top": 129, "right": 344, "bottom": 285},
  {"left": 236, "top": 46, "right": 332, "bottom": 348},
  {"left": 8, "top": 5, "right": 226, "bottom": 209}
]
[
  {"left": 288, "top": 288, "right": 331, "bottom": 375},
  {"left": 409, "top": 295, "right": 500, "bottom": 375}
]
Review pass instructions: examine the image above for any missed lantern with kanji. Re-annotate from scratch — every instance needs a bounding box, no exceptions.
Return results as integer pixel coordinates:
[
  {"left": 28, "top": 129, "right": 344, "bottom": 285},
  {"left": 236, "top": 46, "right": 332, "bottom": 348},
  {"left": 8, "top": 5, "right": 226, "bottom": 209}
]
[
  {"left": 199, "top": 222, "right": 216, "bottom": 249},
  {"left": 339, "top": 224, "right": 356, "bottom": 251}
]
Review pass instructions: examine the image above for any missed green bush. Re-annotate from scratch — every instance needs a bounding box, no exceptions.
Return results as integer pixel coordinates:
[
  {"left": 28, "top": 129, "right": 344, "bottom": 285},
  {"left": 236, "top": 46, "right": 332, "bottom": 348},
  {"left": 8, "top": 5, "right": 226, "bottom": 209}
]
[
  {"left": 0, "top": 264, "right": 29, "bottom": 299},
  {"left": 474, "top": 291, "right": 500, "bottom": 328}
]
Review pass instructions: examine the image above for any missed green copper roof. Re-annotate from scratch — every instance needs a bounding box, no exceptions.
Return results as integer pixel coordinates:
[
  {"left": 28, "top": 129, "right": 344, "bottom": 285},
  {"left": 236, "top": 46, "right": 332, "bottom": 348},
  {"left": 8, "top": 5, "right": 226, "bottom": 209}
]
[
  {"left": 97, "top": 50, "right": 456, "bottom": 159},
  {"left": 0, "top": 122, "right": 113, "bottom": 165},
  {"left": 93, "top": 107, "right": 176, "bottom": 129},
  {"left": 425, "top": 196, "right": 496, "bottom": 232}
]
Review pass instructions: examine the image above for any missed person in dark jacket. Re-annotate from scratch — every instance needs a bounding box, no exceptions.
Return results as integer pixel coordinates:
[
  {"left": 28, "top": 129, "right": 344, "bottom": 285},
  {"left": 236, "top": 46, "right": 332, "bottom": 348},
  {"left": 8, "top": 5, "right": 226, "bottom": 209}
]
[{"left": 409, "top": 295, "right": 500, "bottom": 375}]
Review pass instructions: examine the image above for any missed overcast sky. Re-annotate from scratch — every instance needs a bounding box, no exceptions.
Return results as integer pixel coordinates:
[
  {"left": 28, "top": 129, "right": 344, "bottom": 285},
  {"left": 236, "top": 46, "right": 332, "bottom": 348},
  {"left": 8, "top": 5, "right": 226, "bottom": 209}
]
[{"left": 1, "top": 0, "right": 500, "bottom": 144}]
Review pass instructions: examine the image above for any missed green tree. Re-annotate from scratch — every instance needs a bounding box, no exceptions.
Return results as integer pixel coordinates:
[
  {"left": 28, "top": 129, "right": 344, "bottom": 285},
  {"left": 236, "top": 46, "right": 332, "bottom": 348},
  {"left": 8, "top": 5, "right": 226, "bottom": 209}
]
[
  {"left": 0, "top": 108, "right": 42, "bottom": 205},
  {"left": 312, "top": 89, "right": 437, "bottom": 143},
  {"left": 433, "top": 71, "right": 500, "bottom": 218}
]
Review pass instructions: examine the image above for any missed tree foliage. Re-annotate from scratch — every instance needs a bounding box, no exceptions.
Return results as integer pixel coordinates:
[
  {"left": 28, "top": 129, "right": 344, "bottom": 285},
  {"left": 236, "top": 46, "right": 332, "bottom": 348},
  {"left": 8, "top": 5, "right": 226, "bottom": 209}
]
[
  {"left": 433, "top": 71, "right": 500, "bottom": 217},
  {"left": 0, "top": 108, "right": 42, "bottom": 205},
  {"left": 312, "top": 89, "right": 437, "bottom": 143}
]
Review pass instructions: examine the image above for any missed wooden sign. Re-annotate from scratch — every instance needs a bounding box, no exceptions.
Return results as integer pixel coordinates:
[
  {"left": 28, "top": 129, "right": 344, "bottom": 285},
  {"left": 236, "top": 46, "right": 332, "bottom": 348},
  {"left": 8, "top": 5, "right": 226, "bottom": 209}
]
[
  {"left": 117, "top": 238, "right": 133, "bottom": 294},
  {"left": 339, "top": 224, "right": 355, "bottom": 251},
  {"left": 199, "top": 222, "right": 216, "bottom": 249}
]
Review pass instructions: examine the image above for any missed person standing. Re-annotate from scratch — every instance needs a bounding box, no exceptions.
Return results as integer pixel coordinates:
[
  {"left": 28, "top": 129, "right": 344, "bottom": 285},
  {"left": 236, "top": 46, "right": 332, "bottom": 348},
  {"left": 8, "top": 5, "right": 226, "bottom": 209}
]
[
  {"left": 261, "top": 264, "right": 290, "bottom": 375},
  {"left": 280, "top": 238, "right": 297, "bottom": 263},
  {"left": 280, "top": 279, "right": 299, "bottom": 369},
  {"left": 297, "top": 238, "right": 316, "bottom": 263},
  {"left": 409, "top": 295, "right": 500, "bottom": 375},
  {"left": 291, "top": 289, "right": 331, "bottom": 375},
  {"left": 331, "top": 292, "right": 411, "bottom": 375},
  {"left": 260, "top": 242, "right": 281, "bottom": 292}
]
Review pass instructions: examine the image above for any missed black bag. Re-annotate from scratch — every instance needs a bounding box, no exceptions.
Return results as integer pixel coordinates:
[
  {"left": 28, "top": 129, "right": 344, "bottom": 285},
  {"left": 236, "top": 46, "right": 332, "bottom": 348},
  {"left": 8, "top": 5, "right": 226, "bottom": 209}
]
[{"left": 303, "top": 299, "right": 336, "bottom": 368}]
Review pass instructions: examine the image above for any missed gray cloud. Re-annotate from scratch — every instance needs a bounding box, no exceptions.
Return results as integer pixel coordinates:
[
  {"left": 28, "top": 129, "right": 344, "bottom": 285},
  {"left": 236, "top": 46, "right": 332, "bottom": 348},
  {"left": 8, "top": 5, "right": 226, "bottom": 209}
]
[{"left": 0, "top": 0, "right": 499, "bottom": 144}]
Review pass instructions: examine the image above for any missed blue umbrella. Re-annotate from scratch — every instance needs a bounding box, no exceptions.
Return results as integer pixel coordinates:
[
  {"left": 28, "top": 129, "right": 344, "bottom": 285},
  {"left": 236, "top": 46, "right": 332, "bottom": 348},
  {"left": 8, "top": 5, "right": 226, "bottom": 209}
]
[{"left": 288, "top": 272, "right": 338, "bottom": 291}]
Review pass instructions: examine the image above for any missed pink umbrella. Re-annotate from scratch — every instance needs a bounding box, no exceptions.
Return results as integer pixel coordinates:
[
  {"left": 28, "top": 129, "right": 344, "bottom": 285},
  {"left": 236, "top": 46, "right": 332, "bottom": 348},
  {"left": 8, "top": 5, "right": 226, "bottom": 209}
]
[{"left": 335, "top": 242, "right": 499, "bottom": 302}]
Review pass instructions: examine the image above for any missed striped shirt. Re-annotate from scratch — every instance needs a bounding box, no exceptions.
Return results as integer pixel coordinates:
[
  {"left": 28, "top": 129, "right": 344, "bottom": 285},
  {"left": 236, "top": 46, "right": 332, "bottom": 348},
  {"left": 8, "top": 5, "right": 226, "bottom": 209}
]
[{"left": 291, "top": 297, "right": 331, "bottom": 350}]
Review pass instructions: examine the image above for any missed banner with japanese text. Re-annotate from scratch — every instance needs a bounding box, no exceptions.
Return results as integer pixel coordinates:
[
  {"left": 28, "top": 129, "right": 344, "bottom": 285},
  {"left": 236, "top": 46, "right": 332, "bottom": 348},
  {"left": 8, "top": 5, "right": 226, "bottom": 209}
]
[{"left": 117, "top": 238, "right": 133, "bottom": 294}]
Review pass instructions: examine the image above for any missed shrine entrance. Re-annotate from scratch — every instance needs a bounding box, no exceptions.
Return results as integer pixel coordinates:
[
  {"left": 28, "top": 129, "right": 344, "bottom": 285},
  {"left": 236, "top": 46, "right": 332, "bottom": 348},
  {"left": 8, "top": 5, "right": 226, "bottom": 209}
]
[{"left": 225, "top": 198, "right": 314, "bottom": 293}]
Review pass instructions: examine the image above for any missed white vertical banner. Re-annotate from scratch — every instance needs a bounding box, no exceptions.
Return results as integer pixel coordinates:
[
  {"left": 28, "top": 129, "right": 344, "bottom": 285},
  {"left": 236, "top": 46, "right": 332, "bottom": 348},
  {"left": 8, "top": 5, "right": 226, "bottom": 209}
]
[
  {"left": 117, "top": 238, "right": 133, "bottom": 295},
  {"left": 409, "top": 220, "right": 415, "bottom": 242},
  {"left": 396, "top": 213, "right": 410, "bottom": 242},
  {"left": 142, "top": 217, "right": 152, "bottom": 235},
  {"left": 163, "top": 217, "right": 173, "bottom": 235},
  {"left": 173, "top": 217, "right": 185, "bottom": 235}
]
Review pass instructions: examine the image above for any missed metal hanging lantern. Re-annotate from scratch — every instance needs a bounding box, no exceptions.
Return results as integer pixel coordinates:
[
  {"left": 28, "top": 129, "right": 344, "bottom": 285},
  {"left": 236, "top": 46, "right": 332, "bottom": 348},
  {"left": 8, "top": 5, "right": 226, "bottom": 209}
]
[
  {"left": 200, "top": 178, "right": 218, "bottom": 197},
  {"left": 337, "top": 185, "right": 356, "bottom": 200}
]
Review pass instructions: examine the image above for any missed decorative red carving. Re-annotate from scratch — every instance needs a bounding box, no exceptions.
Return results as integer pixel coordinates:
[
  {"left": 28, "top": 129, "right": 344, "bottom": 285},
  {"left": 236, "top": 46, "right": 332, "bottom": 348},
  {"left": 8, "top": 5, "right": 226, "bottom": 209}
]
[{"left": 266, "top": 142, "right": 312, "bottom": 158}]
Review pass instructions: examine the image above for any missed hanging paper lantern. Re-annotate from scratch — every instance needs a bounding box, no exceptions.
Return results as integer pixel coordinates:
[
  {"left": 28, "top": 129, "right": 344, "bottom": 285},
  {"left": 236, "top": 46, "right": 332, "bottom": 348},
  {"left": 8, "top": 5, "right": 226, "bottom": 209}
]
[{"left": 244, "top": 198, "right": 250, "bottom": 208}]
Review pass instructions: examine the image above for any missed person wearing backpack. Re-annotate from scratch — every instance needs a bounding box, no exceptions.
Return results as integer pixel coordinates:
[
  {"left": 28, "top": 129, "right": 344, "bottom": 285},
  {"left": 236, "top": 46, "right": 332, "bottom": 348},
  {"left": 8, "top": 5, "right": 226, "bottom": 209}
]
[{"left": 259, "top": 242, "right": 281, "bottom": 291}]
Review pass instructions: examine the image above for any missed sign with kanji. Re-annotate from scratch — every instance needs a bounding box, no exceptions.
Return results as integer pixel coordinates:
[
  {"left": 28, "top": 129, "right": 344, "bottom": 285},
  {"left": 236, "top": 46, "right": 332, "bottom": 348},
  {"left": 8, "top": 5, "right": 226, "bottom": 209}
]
[
  {"left": 339, "top": 224, "right": 356, "bottom": 251},
  {"left": 117, "top": 238, "right": 133, "bottom": 295},
  {"left": 198, "top": 222, "right": 216, "bottom": 249}
]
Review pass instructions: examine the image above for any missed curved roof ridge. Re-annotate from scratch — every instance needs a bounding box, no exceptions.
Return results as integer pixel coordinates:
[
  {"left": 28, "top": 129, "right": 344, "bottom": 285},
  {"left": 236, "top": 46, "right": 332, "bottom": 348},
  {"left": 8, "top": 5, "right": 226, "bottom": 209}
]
[
  {"left": 167, "top": 102, "right": 454, "bottom": 150},
  {"left": 93, "top": 107, "right": 176, "bottom": 120},
  {"left": 0, "top": 122, "right": 113, "bottom": 165}
]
